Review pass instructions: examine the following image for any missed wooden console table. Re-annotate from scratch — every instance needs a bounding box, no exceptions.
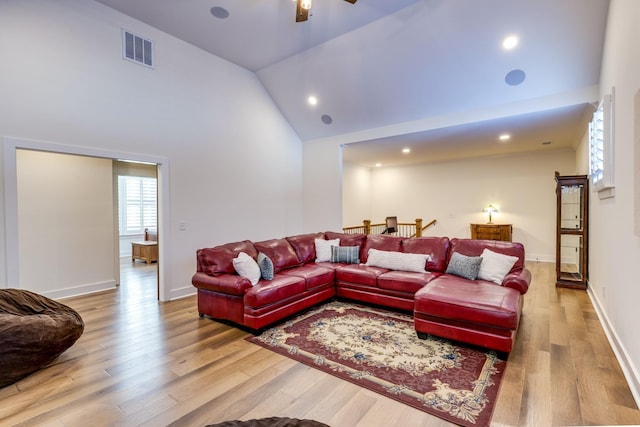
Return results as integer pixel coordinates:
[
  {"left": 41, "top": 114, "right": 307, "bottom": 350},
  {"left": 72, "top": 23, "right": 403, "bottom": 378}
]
[
  {"left": 470, "top": 224, "right": 512, "bottom": 242},
  {"left": 131, "top": 241, "right": 158, "bottom": 264}
]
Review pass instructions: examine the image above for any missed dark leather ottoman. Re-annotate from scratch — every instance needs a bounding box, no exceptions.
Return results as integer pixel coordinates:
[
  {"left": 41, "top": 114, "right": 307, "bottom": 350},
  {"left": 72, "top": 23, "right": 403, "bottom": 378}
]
[
  {"left": 413, "top": 278, "right": 522, "bottom": 354},
  {"left": 0, "top": 289, "right": 84, "bottom": 388}
]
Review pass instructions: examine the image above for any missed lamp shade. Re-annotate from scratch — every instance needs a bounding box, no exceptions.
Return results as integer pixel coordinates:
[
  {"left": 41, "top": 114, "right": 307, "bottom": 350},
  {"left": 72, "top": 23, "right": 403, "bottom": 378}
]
[{"left": 483, "top": 204, "right": 499, "bottom": 224}]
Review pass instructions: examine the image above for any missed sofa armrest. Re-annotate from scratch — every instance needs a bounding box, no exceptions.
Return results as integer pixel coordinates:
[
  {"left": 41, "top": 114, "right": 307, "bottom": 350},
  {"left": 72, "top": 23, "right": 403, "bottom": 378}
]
[
  {"left": 501, "top": 268, "right": 531, "bottom": 294},
  {"left": 191, "top": 272, "right": 252, "bottom": 296}
]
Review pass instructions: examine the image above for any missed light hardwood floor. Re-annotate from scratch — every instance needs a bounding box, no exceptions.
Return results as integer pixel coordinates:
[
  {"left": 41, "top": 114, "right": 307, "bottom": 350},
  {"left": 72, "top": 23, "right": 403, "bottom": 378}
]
[{"left": 1, "top": 261, "right": 639, "bottom": 426}]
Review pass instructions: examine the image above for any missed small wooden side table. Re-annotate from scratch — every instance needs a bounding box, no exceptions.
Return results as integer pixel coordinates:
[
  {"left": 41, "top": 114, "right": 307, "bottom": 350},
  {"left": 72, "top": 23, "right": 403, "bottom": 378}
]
[
  {"left": 131, "top": 241, "right": 158, "bottom": 264},
  {"left": 470, "top": 224, "right": 512, "bottom": 242}
]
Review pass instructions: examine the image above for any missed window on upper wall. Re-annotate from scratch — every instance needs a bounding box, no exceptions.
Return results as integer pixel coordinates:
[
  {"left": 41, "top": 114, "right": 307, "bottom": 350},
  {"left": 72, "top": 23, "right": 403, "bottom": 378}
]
[
  {"left": 589, "top": 89, "right": 615, "bottom": 199},
  {"left": 118, "top": 176, "right": 157, "bottom": 235}
]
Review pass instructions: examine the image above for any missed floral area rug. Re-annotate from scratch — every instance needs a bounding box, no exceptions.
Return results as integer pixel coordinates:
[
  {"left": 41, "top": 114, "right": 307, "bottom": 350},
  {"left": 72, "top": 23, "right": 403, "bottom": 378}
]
[{"left": 247, "top": 301, "right": 506, "bottom": 427}]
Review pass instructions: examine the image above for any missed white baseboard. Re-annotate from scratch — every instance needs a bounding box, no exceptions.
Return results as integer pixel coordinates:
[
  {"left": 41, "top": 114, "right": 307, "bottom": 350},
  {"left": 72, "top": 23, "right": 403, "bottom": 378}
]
[
  {"left": 169, "top": 285, "right": 196, "bottom": 301},
  {"left": 45, "top": 280, "right": 117, "bottom": 300},
  {"left": 588, "top": 287, "right": 640, "bottom": 407},
  {"left": 525, "top": 254, "right": 555, "bottom": 263}
]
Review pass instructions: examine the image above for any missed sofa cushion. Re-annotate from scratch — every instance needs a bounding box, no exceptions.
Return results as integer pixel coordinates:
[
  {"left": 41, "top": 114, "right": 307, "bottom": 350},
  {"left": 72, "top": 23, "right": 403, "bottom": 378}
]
[
  {"left": 257, "top": 252, "right": 274, "bottom": 280},
  {"left": 232, "top": 252, "right": 261, "bottom": 285},
  {"left": 325, "top": 231, "right": 367, "bottom": 248},
  {"left": 377, "top": 270, "right": 439, "bottom": 294},
  {"left": 198, "top": 247, "right": 235, "bottom": 276},
  {"left": 282, "top": 264, "right": 335, "bottom": 290},
  {"left": 254, "top": 239, "right": 301, "bottom": 273},
  {"left": 365, "top": 248, "right": 428, "bottom": 273},
  {"left": 401, "top": 237, "right": 450, "bottom": 272},
  {"left": 478, "top": 248, "right": 519, "bottom": 284},
  {"left": 220, "top": 240, "right": 259, "bottom": 259},
  {"left": 243, "top": 275, "right": 306, "bottom": 308},
  {"left": 197, "top": 240, "right": 259, "bottom": 276},
  {"left": 330, "top": 245, "right": 360, "bottom": 264},
  {"left": 445, "top": 252, "right": 483, "bottom": 280},
  {"left": 336, "top": 264, "right": 388, "bottom": 287},
  {"left": 449, "top": 238, "right": 525, "bottom": 272},
  {"left": 314, "top": 238, "right": 339, "bottom": 262},
  {"left": 286, "top": 232, "right": 325, "bottom": 264},
  {"left": 414, "top": 278, "right": 521, "bottom": 330},
  {"left": 360, "top": 235, "right": 403, "bottom": 263}
]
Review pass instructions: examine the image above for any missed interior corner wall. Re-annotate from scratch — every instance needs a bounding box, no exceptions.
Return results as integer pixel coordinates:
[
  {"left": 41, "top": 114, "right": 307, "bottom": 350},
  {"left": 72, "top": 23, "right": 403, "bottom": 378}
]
[
  {"left": 364, "top": 149, "right": 575, "bottom": 261},
  {"left": 342, "top": 162, "right": 372, "bottom": 227},
  {"left": 587, "top": 0, "right": 640, "bottom": 404},
  {"left": 16, "top": 150, "right": 115, "bottom": 297},
  {"left": 574, "top": 128, "right": 590, "bottom": 175},
  {"left": 0, "top": 0, "right": 303, "bottom": 299},
  {"left": 302, "top": 139, "right": 344, "bottom": 232}
]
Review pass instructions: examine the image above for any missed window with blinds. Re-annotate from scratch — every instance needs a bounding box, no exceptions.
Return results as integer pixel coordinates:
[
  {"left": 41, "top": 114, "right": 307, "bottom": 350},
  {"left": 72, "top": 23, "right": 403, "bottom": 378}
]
[
  {"left": 589, "top": 91, "right": 615, "bottom": 198},
  {"left": 119, "top": 176, "right": 157, "bottom": 235}
]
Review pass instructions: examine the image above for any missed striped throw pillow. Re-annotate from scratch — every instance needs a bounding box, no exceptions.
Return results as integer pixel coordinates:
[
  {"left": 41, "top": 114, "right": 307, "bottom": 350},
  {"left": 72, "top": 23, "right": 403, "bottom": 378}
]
[{"left": 330, "top": 245, "right": 360, "bottom": 264}]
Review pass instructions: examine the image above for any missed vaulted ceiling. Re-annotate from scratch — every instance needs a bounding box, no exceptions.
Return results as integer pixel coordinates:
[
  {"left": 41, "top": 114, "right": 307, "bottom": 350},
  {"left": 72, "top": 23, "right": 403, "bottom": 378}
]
[{"left": 96, "top": 0, "right": 609, "bottom": 167}]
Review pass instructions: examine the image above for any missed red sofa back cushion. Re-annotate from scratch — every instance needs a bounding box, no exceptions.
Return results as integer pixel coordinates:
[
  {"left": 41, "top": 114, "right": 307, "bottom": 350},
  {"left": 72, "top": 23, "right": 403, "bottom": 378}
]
[
  {"left": 360, "top": 235, "right": 403, "bottom": 263},
  {"left": 449, "top": 238, "right": 525, "bottom": 272},
  {"left": 254, "top": 239, "right": 301, "bottom": 273},
  {"left": 286, "top": 232, "right": 325, "bottom": 264},
  {"left": 197, "top": 240, "right": 257, "bottom": 276},
  {"left": 324, "top": 231, "right": 367, "bottom": 248},
  {"left": 401, "top": 236, "right": 450, "bottom": 272}
]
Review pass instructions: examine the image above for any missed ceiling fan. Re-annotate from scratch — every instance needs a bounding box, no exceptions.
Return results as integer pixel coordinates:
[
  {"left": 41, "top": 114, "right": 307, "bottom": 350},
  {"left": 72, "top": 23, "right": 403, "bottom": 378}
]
[{"left": 296, "top": 0, "right": 357, "bottom": 22}]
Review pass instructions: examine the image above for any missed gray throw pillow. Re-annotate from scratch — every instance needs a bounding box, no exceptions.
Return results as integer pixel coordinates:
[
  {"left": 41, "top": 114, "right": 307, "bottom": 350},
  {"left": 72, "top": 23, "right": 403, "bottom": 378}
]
[
  {"left": 445, "top": 252, "right": 483, "bottom": 280},
  {"left": 257, "top": 252, "right": 274, "bottom": 280},
  {"left": 330, "top": 245, "right": 360, "bottom": 264}
]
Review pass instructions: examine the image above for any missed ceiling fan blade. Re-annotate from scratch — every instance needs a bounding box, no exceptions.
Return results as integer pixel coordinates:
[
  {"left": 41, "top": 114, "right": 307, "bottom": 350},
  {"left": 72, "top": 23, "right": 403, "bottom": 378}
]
[
  {"left": 344, "top": 0, "right": 357, "bottom": 3},
  {"left": 296, "top": 0, "right": 309, "bottom": 22}
]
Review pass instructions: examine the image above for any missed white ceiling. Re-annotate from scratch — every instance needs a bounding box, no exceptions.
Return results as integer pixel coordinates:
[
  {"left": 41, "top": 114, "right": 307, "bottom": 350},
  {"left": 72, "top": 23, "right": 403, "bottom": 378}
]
[{"left": 95, "top": 0, "right": 609, "bottom": 167}]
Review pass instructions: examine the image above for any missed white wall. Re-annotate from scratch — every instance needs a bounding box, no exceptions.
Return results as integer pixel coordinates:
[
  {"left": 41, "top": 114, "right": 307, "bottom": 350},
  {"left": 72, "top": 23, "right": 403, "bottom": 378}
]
[
  {"left": 17, "top": 150, "right": 115, "bottom": 297},
  {"left": 587, "top": 0, "right": 640, "bottom": 403},
  {"left": 344, "top": 149, "right": 574, "bottom": 261},
  {"left": 302, "top": 138, "right": 343, "bottom": 232},
  {"left": 0, "top": 0, "right": 303, "bottom": 299},
  {"left": 342, "top": 162, "right": 372, "bottom": 227}
]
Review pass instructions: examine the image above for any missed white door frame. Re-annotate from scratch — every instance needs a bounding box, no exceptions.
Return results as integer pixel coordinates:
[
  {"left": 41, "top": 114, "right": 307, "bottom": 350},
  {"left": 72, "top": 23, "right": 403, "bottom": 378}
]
[{"left": 3, "top": 136, "right": 171, "bottom": 301}]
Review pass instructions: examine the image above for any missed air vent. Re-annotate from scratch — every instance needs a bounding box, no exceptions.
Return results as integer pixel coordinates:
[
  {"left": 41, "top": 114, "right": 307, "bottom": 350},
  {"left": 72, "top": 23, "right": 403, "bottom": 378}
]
[{"left": 122, "top": 30, "right": 154, "bottom": 68}]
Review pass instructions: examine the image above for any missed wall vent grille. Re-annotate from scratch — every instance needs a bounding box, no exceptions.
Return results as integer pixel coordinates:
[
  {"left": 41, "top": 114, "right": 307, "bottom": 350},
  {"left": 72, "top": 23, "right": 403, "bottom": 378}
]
[{"left": 122, "top": 30, "right": 154, "bottom": 68}]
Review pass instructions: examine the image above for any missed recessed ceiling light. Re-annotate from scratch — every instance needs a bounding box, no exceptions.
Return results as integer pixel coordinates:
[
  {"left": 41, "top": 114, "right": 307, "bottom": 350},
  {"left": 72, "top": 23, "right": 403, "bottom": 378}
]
[
  {"left": 502, "top": 35, "right": 519, "bottom": 50},
  {"left": 375, "top": 163, "right": 382, "bottom": 167},
  {"left": 210, "top": 6, "right": 229, "bottom": 19},
  {"left": 308, "top": 95, "right": 318, "bottom": 106},
  {"left": 499, "top": 134, "right": 511, "bottom": 141},
  {"left": 402, "top": 148, "right": 411, "bottom": 154}
]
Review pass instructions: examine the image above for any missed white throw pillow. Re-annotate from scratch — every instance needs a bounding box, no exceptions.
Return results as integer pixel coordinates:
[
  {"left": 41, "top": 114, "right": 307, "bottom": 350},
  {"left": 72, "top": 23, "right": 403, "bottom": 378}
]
[
  {"left": 315, "top": 238, "right": 339, "bottom": 262},
  {"left": 477, "top": 248, "right": 519, "bottom": 284},
  {"left": 232, "top": 252, "right": 261, "bottom": 286},
  {"left": 365, "top": 248, "right": 429, "bottom": 273}
]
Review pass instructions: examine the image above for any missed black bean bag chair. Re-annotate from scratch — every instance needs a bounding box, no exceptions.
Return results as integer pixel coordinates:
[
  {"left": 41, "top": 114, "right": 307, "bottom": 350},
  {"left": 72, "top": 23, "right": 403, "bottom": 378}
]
[
  {"left": 206, "top": 418, "right": 329, "bottom": 427},
  {"left": 0, "top": 288, "right": 84, "bottom": 388}
]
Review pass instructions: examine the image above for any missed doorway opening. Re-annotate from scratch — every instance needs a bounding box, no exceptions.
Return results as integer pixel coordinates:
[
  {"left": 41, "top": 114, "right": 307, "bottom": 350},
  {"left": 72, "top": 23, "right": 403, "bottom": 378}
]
[
  {"left": 3, "top": 136, "right": 170, "bottom": 301},
  {"left": 116, "top": 162, "right": 158, "bottom": 300}
]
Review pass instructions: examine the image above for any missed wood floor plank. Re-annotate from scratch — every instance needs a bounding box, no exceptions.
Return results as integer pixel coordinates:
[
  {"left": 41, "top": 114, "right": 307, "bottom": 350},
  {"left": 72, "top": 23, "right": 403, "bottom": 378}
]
[
  {"left": 326, "top": 390, "right": 378, "bottom": 427},
  {"left": 1, "top": 260, "right": 639, "bottom": 426}
]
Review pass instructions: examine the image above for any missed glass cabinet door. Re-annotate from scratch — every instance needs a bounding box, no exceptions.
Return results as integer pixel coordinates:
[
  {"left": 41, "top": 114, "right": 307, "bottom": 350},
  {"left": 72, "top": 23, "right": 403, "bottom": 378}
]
[
  {"left": 559, "top": 234, "right": 584, "bottom": 281},
  {"left": 560, "top": 184, "right": 584, "bottom": 231}
]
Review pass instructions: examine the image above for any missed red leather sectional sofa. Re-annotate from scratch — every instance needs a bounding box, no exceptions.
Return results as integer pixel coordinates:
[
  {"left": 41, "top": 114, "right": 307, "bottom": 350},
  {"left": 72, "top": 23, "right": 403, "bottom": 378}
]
[{"left": 192, "top": 231, "right": 531, "bottom": 353}]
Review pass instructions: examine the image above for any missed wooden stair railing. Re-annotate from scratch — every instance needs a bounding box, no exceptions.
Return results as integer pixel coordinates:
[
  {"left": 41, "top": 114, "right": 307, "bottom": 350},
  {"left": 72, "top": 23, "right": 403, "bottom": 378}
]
[{"left": 343, "top": 218, "right": 437, "bottom": 238}]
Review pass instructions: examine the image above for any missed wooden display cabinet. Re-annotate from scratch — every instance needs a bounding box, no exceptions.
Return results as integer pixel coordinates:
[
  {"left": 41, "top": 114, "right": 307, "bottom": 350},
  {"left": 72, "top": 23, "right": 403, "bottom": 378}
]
[
  {"left": 470, "top": 223, "right": 512, "bottom": 242},
  {"left": 555, "top": 172, "right": 588, "bottom": 289}
]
